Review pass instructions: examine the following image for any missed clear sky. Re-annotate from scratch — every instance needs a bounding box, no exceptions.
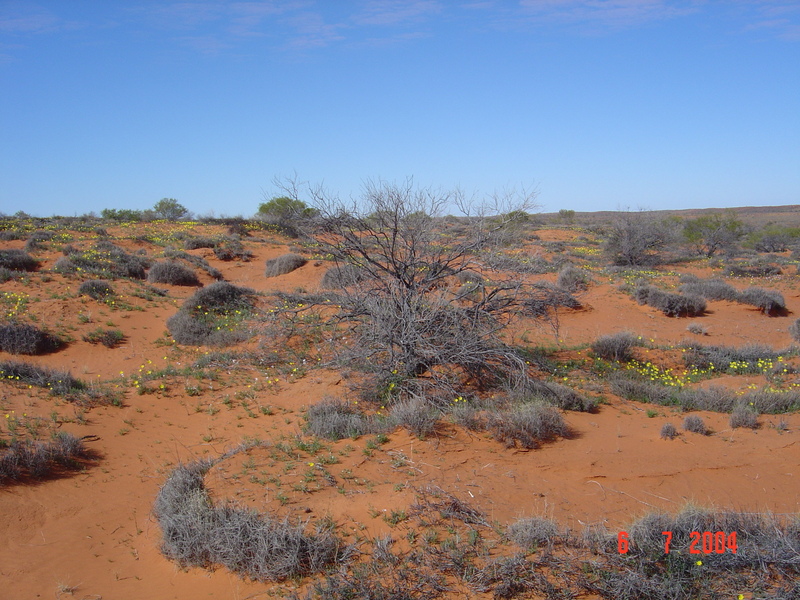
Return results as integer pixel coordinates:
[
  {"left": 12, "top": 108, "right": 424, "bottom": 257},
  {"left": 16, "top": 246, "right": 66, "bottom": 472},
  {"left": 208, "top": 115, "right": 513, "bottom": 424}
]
[{"left": 1, "top": 1, "right": 799, "bottom": 218}]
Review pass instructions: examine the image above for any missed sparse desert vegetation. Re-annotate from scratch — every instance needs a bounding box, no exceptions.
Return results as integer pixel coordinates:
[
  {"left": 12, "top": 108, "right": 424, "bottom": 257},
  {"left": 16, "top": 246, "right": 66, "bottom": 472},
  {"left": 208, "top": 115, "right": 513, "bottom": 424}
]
[{"left": 1, "top": 202, "right": 799, "bottom": 599}]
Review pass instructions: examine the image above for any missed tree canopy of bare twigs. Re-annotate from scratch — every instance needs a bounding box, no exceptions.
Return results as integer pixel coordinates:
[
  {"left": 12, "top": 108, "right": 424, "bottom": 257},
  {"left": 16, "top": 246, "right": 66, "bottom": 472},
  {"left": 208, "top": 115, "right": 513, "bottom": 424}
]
[{"left": 264, "top": 177, "right": 557, "bottom": 403}]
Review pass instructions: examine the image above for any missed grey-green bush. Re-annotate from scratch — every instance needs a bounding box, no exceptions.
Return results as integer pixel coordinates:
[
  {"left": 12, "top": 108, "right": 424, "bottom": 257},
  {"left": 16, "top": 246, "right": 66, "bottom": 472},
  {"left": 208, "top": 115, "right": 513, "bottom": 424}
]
[
  {"left": 0, "top": 249, "right": 38, "bottom": 271},
  {"left": 264, "top": 253, "right": 307, "bottom": 278},
  {"left": 78, "top": 279, "right": 115, "bottom": 300},
  {"left": 682, "top": 415, "right": 707, "bottom": 435},
  {"left": 660, "top": 423, "right": 678, "bottom": 439},
  {"left": 488, "top": 403, "right": 568, "bottom": 449},
  {"left": 147, "top": 261, "right": 200, "bottom": 286},
  {"left": 591, "top": 331, "right": 639, "bottom": 362},
  {"left": 0, "top": 324, "right": 61, "bottom": 355}
]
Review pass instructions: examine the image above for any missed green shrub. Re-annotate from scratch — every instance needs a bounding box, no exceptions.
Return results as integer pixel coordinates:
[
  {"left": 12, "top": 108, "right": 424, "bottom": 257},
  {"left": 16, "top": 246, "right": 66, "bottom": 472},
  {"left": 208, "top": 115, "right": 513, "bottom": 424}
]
[
  {"left": 0, "top": 360, "right": 82, "bottom": 395},
  {"left": 0, "top": 323, "right": 61, "bottom": 355},
  {"left": 147, "top": 261, "right": 200, "bottom": 286},
  {"left": 53, "top": 242, "right": 149, "bottom": 279},
  {"left": 264, "top": 253, "right": 307, "bottom": 278},
  {"left": 167, "top": 282, "right": 256, "bottom": 346},
  {"left": 83, "top": 328, "right": 125, "bottom": 348}
]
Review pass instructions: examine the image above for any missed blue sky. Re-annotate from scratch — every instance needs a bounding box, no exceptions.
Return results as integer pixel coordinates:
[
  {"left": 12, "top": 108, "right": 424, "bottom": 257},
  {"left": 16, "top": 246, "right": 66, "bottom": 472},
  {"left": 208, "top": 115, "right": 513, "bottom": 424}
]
[{"left": 1, "top": 1, "right": 798, "bottom": 217}]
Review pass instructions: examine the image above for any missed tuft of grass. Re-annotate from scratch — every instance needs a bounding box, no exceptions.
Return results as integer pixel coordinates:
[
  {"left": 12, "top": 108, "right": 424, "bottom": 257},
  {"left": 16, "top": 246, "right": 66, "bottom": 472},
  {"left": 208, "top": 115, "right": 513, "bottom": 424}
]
[
  {"left": 264, "top": 253, "right": 307, "bottom": 278},
  {"left": 508, "top": 516, "right": 559, "bottom": 550},
  {"left": 660, "top": 422, "right": 679, "bottom": 440},
  {"left": 487, "top": 402, "right": 568, "bottom": 449},
  {"left": 82, "top": 328, "right": 125, "bottom": 348},
  {"left": 633, "top": 285, "right": 706, "bottom": 317},
  {"left": 305, "top": 397, "right": 376, "bottom": 440},
  {"left": 729, "top": 404, "right": 759, "bottom": 429},
  {"left": 0, "top": 432, "right": 88, "bottom": 484}
]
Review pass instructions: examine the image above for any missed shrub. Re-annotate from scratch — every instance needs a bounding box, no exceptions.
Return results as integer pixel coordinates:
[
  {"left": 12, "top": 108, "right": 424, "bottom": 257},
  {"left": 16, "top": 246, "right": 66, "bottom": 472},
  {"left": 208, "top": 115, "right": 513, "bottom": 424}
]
[
  {"left": 487, "top": 403, "right": 568, "bottom": 449},
  {"left": 730, "top": 405, "right": 759, "bottom": 429},
  {"left": 0, "top": 432, "right": 87, "bottom": 484},
  {"left": 682, "top": 415, "right": 707, "bottom": 435},
  {"left": 0, "top": 323, "right": 61, "bottom": 355},
  {"left": 213, "top": 238, "right": 253, "bottom": 262},
  {"left": 153, "top": 198, "right": 188, "bottom": 221},
  {"left": 789, "top": 319, "right": 800, "bottom": 343},
  {"left": 508, "top": 516, "right": 559, "bottom": 549},
  {"left": 0, "top": 360, "right": 82, "bottom": 395},
  {"left": 53, "top": 242, "right": 149, "bottom": 279},
  {"left": 737, "top": 287, "right": 785, "bottom": 315},
  {"left": 686, "top": 322, "right": 707, "bottom": 335},
  {"left": 83, "top": 328, "right": 125, "bottom": 348},
  {"left": 389, "top": 396, "right": 439, "bottom": 438},
  {"left": 153, "top": 459, "right": 343, "bottom": 581},
  {"left": 77, "top": 279, "right": 115, "bottom": 300},
  {"left": 681, "top": 342, "right": 782, "bottom": 372},
  {"left": 147, "top": 261, "right": 200, "bottom": 286},
  {"left": 604, "top": 212, "right": 675, "bottom": 266},
  {"left": 679, "top": 278, "right": 739, "bottom": 301},
  {"left": 320, "top": 264, "right": 366, "bottom": 289},
  {"left": 305, "top": 397, "right": 372, "bottom": 440},
  {"left": 264, "top": 253, "right": 307, "bottom": 278},
  {"left": 522, "top": 283, "right": 582, "bottom": 318},
  {"left": 556, "top": 264, "right": 589, "bottom": 292},
  {"left": 591, "top": 331, "right": 639, "bottom": 362},
  {"left": 660, "top": 423, "right": 678, "bottom": 440},
  {"left": 0, "top": 249, "right": 38, "bottom": 271},
  {"left": 727, "top": 263, "right": 782, "bottom": 277},
  {"left": 24, "top": 230, "right": 54, "bottom": 253},
  {"left": 184, "top": 236, "right": 218, "bottom": 250},
  {"left": 163, "top": 249, "right": 223, "bottom": 280},
  {"left": 634, "top": 285, "right": 706, "bottom": 317}
]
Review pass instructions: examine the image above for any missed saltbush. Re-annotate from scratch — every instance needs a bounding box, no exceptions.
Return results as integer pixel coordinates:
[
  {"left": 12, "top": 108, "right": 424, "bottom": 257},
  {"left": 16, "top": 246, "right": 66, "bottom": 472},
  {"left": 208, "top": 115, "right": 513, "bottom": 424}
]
[
  {"left": 0, "top": 249, "right": 38, "bottom": 271},
  {"left": 264, "top": 253, "right": 307, "bottom": 278},
  {"left": 147, "top": 261, "right": 201, "bottom": 286},
  {"left": 0, "top": 323, "right": 61, "bottom": 355}
]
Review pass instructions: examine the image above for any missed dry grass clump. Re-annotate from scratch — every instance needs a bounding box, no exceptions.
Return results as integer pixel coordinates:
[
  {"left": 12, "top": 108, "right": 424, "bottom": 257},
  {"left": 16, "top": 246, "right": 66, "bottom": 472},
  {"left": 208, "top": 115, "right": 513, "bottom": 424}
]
[
  {"left": 213, "top": 238, "right": 253, "bottom": 261},
  {"left": 508, "top": 516, "right": 560, "bottom": 549},
  {"left": 682, "top": 415, "right": 707, "bottom": 435},
  {"left": 153, "top": 459, "right": 344, "bottom": 581},
  {"left": 679, "top": 277, "right": 739, "bottom": 301},
  {"left": 0, "top": 249, "right": 38, "bottom": 271},
  {"left": 264, "top": 253, "right": 307, "bottom": 278},
  {"left": 660, "top": 422, "right": 679, "bottom": 439},
  {"left": 789, "top": 319, "right": 800, "bottom": 343},
  {"left": 591, "top": 331, "right": 640, "bottom": 362},
  {"left": 0, "top": 323, "right": 62, "bottom": 355},
  {"left": 0, "top": 360, "right": 83, "bottom": 395},
  {"left": 487, "top": 403, "right": 568, "bottom": 449},
  {"left": 183, "top": 236, "right": 218, "bottom": 250},
  {"left": 389, "top": 396, "right": 439, "bottom": 438},
  {"left": 163, "top": 249, "right": 223, "bottom": 280},
  {"left": 0, "top": 433, "right": 88, "bottom": 484},
  {"left": 686, "top": 322, "right": 708, "bottom": 335},
  {"left": 77, "top": 279, "right": 115, "bottom": 300},
  {"left": 729, "top": 405, "right": 759, "bottom": 429},
  {"left": 82, "top": 328, "right": 125, "bottom": 348},
  {"left": 304, "top": 397, "right": 376, "bottom": 440},
  {"left": 147, "top": 260, "right": 201, "bottom": 286}
]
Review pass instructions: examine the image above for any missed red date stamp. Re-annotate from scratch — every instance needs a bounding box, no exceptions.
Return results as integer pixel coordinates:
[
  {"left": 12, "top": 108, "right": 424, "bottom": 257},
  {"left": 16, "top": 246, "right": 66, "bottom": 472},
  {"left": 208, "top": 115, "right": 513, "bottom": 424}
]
[{"left": 617, "top": 531, "right": 737, "bottom": 554}]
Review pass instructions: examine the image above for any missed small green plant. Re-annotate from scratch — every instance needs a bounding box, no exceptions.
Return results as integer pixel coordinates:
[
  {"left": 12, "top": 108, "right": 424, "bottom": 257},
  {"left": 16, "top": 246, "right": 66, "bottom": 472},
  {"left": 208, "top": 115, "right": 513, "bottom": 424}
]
[{"left": 82, "top": 328, "right": 124, "bottom": 348}]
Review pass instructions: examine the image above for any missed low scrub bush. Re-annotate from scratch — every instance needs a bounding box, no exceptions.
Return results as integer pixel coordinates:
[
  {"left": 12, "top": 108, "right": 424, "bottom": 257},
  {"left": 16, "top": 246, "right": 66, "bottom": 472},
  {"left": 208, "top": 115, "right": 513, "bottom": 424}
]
[
  {"left": 83, "top": 328, "right": 125, "bottom": 348},
  {"left": 686, "top": 322, "right": 707, "bottom": 335},
  {"left": 516, "top": 380, "right": 597, "bottom": 412},
  {"left": 487, "top": 403, "right": 568, "bottom": 449},
  {"left": 24, "top": 230, "right": 54, "bottom": 253},
  {"left": 305, "top": 397, "right": 375, "bottom": 440},
  {"left": 389, "top": 396, "right": 439, "bottom": 438},
  {"left": 53, "top": 242, "right": 149, "bottom": 279},
  {"left": 0, "top": 249, "right": 38, "bottom": 271},
  {"left": 264, "top": 253, "right": 307, "bottom": 278},
  {"left": 737, "top": 287, "right": 785, "bottom": 315},
  {"left": 790, "top": 319, "right": 800, "bottom": 343},
  {"left": 508, "top": 516, "right": 559, "bottom": 549},
  {"left": 591, "top": 331, "right": 640, "bottom": 362},
  {"left": 163, "top": 249, "right": 223, "bottom": 280},
  {"left": 727, "top": 263, "right": 782, "bottom": 277},
  {"left": 183, "top": 236, "right": 218, "bottom": 250},
  {"left": 0, "top": 432, "right": 87, "bottom": 483},
  {"left": 0, "top": 360, "right": 82, "bottom": 395},
  {"left": 522, "top": 283, "right": 582, "bottom": 317},
  {"left": 153, "top": 459, "right": 344, "bottom": 581},
  {"left": 660, "top": 422, "right": 678, "bottom": 439},
  {"left": 556, "top": 264, "right": 589, "bottom": 292},
  {"left": 147, "top": 261, "right": 201, "bottom": 286},
  {"left": 681, "top": 342, "right": 783, "bottom": 373},
  {"left": 679, "top": 278, "right": 739, "bottom": 301},
  {"left": 167, "top": 282, "right": 257, "bottom": 346},
  {"left": 77, "top": 279, "right": 115, "bottom": 300},
  {"left": 634, "top": 285, "right": 706, "bottom": 317},
  {"left": 213, "top": 238, "right": 253, "bottom": 261},
  {"left": 0, "top": 323, "right": 62, "bottom": 355},
  {"left": 729, "top": 404, "right": 759, "bottom": 429},
  {"left": 682, "top": 415, "right": 707, "bottom": 435}
]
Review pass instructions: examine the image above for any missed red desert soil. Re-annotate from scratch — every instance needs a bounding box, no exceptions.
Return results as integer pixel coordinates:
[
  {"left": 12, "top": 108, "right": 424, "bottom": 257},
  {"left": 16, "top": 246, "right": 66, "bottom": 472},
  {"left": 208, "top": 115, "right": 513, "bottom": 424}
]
[{"left": 0, "top": 224, "right": 798, "bottom": 599}]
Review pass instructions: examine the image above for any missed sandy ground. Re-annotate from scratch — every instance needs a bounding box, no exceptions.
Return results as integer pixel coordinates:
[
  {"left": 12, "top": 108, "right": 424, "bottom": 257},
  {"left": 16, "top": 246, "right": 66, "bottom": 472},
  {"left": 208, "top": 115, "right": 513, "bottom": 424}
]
[{"left": 0, "top": 224, "right": 798, "bottom": 599}]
